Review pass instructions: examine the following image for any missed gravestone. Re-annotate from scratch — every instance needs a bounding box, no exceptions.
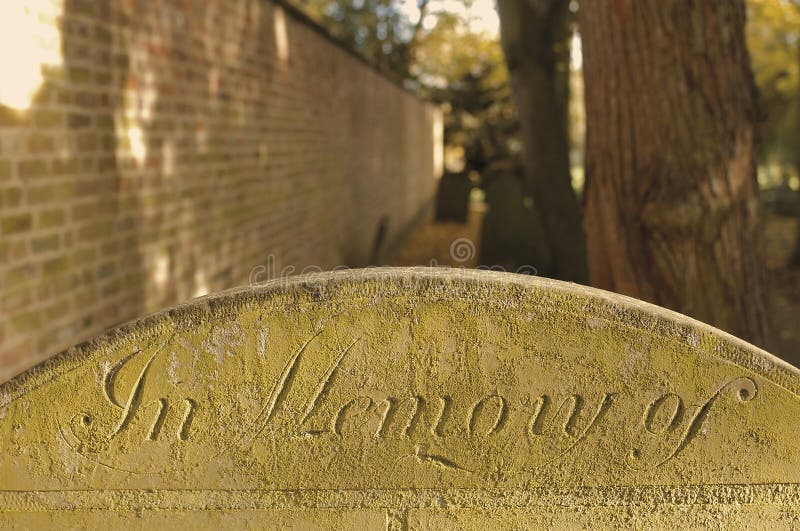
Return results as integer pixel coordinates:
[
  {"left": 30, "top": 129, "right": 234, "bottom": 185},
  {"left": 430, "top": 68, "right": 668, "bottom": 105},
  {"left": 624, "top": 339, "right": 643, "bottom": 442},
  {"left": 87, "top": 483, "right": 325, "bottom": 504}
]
[
  {"left": 435, "top": 172, "right": 471, "bottom": 223},
  {"left": 480, "top": 174, "right": 551, "bottom": 274},
  {"left": 1, "top": 268, "right": 799, "bottom": 528}
]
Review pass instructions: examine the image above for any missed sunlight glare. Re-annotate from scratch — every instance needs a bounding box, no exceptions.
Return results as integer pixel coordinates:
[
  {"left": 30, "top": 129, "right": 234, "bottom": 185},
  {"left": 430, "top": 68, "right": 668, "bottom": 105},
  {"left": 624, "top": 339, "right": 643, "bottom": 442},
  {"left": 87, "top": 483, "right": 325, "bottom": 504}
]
[
  {"left": 401, "top": 0, "right": 499, "bottom": 36},
  {"left": 0, "top": 0, "right": 63, "bottom": 110},
  {"left": 433, "top": 111, "right": 444, "bottom": 178},
  {"left": 193, "top": 270, "right": 210, "bottom": 298},
  {"left": 154, "top": 252, "right": 170, "bottom": 287},
  {"left": 274, "top": 6, "right": 290, "bottom": 64},
  {"left": 464, "top": 0, "right": 499, "bottom": 35}
]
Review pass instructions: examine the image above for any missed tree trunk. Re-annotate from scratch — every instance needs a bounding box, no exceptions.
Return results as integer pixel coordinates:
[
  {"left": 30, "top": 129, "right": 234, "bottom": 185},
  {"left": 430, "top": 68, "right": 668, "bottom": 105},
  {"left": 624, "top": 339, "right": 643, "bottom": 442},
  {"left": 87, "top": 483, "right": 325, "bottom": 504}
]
[
  {"left": 791, "top": 34, "right": 800, "bottom": 269},
  {"left": 790, "top": 195, "right": 800, "bottom": 268},
  {"left": 497, "top": 0, "right": 588, "bottom": 282},
  {"left": 579, "top": 0, "right": 768, "bottom": 346}
]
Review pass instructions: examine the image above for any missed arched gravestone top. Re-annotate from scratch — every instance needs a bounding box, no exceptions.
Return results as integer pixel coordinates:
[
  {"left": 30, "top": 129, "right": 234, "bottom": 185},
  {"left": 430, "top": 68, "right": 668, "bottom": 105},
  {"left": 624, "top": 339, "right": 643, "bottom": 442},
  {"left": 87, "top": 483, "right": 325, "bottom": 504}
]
[{"left": 1, "top": 267, "right": 799, "bottom": 528}]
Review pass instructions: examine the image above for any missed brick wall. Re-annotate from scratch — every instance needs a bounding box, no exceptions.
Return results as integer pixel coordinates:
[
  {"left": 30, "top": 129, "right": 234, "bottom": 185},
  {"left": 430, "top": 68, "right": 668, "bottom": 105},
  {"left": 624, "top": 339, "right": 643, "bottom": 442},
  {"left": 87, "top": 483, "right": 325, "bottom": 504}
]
[{"left": 0, "top": 0, "right": 443, "bottom": 380}]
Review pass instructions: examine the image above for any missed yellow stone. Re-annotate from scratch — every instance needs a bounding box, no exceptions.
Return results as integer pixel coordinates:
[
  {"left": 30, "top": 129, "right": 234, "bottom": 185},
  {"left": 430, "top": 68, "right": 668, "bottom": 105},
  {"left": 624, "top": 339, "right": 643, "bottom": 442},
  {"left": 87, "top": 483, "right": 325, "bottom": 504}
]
[{"left": 1, "top": 268, "right": 799, "bottom": 528}]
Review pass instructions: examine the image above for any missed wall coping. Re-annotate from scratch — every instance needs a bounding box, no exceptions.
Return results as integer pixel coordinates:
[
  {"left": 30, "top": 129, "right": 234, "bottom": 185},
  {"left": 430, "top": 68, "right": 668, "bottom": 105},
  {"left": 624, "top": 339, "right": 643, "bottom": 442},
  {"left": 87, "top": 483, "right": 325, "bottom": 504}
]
[{"left": 272, "top": 0, "right": 434, "bottom": 105}]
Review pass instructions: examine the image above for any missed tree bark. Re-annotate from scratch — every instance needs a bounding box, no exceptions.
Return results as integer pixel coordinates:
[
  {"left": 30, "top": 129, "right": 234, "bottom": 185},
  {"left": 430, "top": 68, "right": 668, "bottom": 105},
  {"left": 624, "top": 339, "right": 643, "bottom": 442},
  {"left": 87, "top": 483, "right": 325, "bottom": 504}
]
[
  {"left": 497, "top": 0, "right": 588, "bottom": 282},
  {"left": 791, "top": 33, "right": 800, "bottom": 269},
  {"left": 790, "top": 194, "right": 800, "bottom": 268},
  {"left": 579, "top": 0, "right": 768, "bottom": 345}
]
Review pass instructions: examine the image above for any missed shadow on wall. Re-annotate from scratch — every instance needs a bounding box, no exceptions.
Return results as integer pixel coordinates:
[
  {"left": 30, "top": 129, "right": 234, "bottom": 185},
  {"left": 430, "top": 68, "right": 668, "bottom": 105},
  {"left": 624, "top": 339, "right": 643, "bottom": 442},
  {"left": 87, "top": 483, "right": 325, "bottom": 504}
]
[
  {"left": 1, "top": 1, "right": 145, "bottom": 378},
  {"left": 0, "top": 0, "right": 440, "bottom": 381},
  {"left": 1, "top": 1, "right": 276, "bottom": 378}
]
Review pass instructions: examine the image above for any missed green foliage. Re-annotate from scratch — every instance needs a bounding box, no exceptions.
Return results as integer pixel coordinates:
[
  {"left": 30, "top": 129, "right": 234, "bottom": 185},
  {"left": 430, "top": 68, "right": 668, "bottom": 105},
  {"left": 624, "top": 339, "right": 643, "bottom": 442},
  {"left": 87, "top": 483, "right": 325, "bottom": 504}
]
[
  {"left": 290, "top": 0, "right": 429, "bottom": 78},
  {"left": 411, "top": 10, "right": 507, "bottom": 88},
  {"left": 748, "top": 0, "right": 800, "bottom": 167},
  {"left": 290, "top": 0, "right": 520, "bottom": 183},
  {"left": 413, "top": 11, "right": 518, "bottom": 178}
]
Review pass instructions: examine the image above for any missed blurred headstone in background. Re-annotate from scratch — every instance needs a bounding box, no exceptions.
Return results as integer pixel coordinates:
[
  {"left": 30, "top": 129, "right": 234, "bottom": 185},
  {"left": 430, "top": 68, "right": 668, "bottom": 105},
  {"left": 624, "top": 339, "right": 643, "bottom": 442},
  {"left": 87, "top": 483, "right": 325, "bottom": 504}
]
[
  {"left": 435, "top": 172, "right": 472, "bottom": 223},
  {"left": 480, "top": 169, "right": 550, "bottom": 273},
  {"left": 762, "top": 179, "right": 799, "bottom": 217}
]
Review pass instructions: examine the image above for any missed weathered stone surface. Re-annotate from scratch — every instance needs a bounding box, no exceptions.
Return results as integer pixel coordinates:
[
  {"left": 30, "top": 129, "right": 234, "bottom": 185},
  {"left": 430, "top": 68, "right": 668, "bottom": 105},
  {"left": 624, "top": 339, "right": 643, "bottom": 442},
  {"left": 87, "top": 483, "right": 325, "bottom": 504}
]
[{"left": 1, "top": 268, "right": 799, "bottom": 528}]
